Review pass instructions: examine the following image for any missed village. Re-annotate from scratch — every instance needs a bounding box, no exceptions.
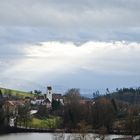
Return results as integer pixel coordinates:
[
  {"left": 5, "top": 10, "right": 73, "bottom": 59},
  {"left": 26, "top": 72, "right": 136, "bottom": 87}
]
[
  {"left": 0, "top": 86, "right": 64, "bottom": 128},
  {"left": 0, "top": 86, "right": 92, "bottom": 130},
  {"left": 1, "top": 86, "right": 140, "bottom": 140}
]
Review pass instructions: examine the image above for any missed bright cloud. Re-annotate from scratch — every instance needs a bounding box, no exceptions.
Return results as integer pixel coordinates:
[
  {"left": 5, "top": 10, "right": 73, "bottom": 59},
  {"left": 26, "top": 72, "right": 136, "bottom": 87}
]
[
  {"left": 1, "top": 41, "right": 140, "bottom": 90},
  {"left": 0, "top": 0, "right": 140, "bottom": 92}
]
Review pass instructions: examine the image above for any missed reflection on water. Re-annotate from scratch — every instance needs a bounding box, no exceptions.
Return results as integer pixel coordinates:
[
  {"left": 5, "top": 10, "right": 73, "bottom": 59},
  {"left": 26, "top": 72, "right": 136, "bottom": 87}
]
[
  {"left": 52, "top": 133, "right": 140, "bottom": 140},
  {"left": 0, "top": 133, "right": 140, "bottom": 140}
]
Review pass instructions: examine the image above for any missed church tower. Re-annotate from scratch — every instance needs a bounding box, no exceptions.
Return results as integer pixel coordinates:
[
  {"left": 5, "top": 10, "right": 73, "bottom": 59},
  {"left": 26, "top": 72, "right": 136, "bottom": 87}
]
[{"left": 47, "top": 86, "right": 53, "bottom": 102}]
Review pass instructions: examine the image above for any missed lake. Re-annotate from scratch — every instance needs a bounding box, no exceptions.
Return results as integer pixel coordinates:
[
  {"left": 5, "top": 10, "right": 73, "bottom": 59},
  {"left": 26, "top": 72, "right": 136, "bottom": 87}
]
[{"left": 0, "top": 133, "right": 140, "bottom": 140}]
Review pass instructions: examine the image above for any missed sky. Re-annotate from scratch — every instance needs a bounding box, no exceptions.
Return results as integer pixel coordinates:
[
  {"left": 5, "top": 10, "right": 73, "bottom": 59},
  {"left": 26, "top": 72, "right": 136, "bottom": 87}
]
[{"left": 0, "top": 0, "right": 140, "bottom": 94}]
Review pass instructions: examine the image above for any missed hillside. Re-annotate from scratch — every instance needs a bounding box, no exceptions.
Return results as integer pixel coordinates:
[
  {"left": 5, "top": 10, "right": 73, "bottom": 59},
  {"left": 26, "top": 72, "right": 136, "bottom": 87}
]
[
  {"left": 105, "top": 88, "right": 140, "bottom": 104},
  {"left": 0, "top": 87, "right": 34, "bottom": 98}
]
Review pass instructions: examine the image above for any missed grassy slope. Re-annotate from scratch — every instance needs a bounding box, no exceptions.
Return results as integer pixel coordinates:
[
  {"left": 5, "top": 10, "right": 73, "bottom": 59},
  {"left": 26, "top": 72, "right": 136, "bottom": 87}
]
[
  {"left": 0, "top": 87, "right": 34, "bottom": 98},
  {"left": 29, "top": 117, "right": 60, "bottom": 129},
  {"left": 18, "top": 117, "right": 61, "bottom": 129}
]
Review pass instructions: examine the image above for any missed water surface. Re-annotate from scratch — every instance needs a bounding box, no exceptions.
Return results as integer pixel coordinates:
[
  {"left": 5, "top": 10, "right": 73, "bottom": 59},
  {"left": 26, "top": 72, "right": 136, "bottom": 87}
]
[{"left": 0, "top": 133, "right": 139, "bottom": 140}]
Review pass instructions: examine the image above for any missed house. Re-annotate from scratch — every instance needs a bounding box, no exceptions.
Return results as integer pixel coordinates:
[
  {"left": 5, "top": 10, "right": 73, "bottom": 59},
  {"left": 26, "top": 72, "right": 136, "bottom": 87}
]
[
  {"left": 3, "top": 100, "right": 25, "bottom": 116},
  {"left": 31, "top": 97, "right": 45, "bottom": 105},
  {"left": 43, "top": 98, "right": 51, "bottom": 108},
  {"left": 52, "top": 93, "right": 64, "bottom": 105},
  {"left": 3, "top": 100, "right": 25, "bottom": 127},
  {"left": 30, "top": 94, "right": 51, "bottom": 108},
  {"left": 3, "top": 101, "right": 17, "bottom": 116}
]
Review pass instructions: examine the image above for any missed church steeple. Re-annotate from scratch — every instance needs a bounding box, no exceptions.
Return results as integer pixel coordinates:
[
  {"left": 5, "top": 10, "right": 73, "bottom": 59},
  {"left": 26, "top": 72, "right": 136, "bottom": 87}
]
[{"left": 47, "top": 86, "right": 53, "bottom": 102}]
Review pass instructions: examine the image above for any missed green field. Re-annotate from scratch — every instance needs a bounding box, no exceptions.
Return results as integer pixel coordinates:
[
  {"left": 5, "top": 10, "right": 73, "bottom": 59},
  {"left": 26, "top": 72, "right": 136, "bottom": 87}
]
[
  {"left": 18, "top": 117, "right": 61, "bottom": 129},
  {"left": 28, "top": 117, "right": 61, "bottom": 129},
  {"left": 0, "top": 87, "right": 34, "bottom": 98}
]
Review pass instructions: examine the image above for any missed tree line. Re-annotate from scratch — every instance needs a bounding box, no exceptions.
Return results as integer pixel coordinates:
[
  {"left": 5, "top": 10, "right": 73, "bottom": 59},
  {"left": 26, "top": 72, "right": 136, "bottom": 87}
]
[{"left": 1, "top": 87, "right": 140, "bottom": 134}]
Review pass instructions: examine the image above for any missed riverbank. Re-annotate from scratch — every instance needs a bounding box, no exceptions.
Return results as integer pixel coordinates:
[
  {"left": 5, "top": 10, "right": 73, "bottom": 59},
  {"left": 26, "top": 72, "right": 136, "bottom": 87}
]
[{"left": 1, "top": 126, "right": 140, "bottom": 136}]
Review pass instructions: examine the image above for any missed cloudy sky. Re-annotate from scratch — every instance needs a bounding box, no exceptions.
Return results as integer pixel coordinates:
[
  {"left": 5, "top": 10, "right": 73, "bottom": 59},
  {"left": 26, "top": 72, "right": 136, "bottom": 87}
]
[{"left": 0, "top": 0, "right": 140, "bottom": 93}]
